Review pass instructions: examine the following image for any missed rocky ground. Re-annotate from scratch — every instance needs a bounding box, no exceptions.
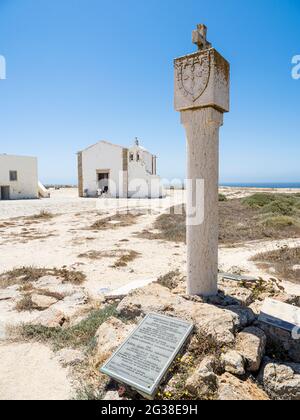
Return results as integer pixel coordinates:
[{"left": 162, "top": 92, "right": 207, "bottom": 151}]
[
  {"left": 3, "top": 270, "right": 299, "bottom": 400},
  {"left": 0, "top": 187, "right": 299, "bottom": 400},
  {"left": 95, "top": 272, "right": 300, "bottom": 401}
]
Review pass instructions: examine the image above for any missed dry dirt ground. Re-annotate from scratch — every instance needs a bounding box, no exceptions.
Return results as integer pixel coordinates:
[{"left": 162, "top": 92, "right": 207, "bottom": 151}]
[
  {"left": 0, "top": 187, "right": 300, "bottom": 400},
  {"left": 0, "top": 342, "right": 72, "bottom": 400}
]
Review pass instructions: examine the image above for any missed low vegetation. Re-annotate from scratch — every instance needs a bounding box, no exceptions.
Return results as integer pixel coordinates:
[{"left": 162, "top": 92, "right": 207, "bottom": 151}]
[
  {"left": 19, "top": 304, "right": 118, "bottom": 351},
  {"left": 157, "top": 270, "right": 184, "bottom": 290},
  {"left": 111, "top": 250, "right": 141, "bottom": 268},
  {"left": 242, "top": 193, "right": 300, "bottom": 228},
  {"left": 0, "top": 266, "right": 86, "bottom": 289},
  {"left": 218, "top": 193, "right": 228, "bottom": 202},
  {"left": 157, "top": 332, "right": 224, "bottom": 400},
  {"left": 0, "top": 221, "right": 15, "bottom": 228},
  {"left": 25, "top": 210, "right": 55, "bottom": 221},
  {"left": 78, "top": 250, "right": 104, "bottom": 260},
  {"left": 138, "top": 193, "right": 300, "bottom": 245},
  {"left": 252, "top": 246, "right": 300, "bottom": 284},
  {"left": 88, "top": 212, "right": 141, "bottom": 231},
  {"left": 78, "top": 249, "right": 141, "bottom": 268},
  {"left": 138, "top": 205, "right": 186, "bottom": 243},
  {"left": 15, "top": 295, "right": 35, "bottom": 312},
  {"left": 15, "top": 288, "right": 65, "bottom": 312},
  {"left": 75, "top": 385, "right": 104, "bottom": 401}
]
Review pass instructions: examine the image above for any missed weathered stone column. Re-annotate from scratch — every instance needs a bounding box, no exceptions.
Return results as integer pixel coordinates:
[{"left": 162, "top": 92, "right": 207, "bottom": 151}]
[{"left": 174, "top": 25, "right": 230, "bottom": 296}]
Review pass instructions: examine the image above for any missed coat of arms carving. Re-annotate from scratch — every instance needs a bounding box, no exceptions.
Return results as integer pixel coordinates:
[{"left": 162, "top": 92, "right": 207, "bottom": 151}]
[{"left": 176, "top": 51, "right": 211, "bottom": 102}]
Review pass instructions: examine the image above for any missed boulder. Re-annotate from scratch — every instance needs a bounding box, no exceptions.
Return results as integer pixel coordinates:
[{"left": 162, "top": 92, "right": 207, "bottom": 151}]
[
  {"left": 236, "top": 327, "right": 266, "bottom": 372},
  {"left": 225, "top": 306, "right": 256, "bottom": 329},
  {"left": 117, "top": 283, "right": 184, "bottom": 319},
  {"left": 0, "top": 289, "right": 20, "bottom": 301},
  {"left": 218, "top": 373, "right": 269, "bottom": 400},
  {"left": 32, "top": 308, "right": 68, "bottom": 328},
  {"left": 258, "top": 323, "right": 300, "bottom": 363},
  {"left": 55, "top": 348, "right": 85, "bottom": 366},
  {"left": 248, "top": 300, "right": 263, "bottom": 317},
  {"left": 31, "top": 293, "right": 58, "bottom": 310},
  {"left": 218, "top": 282, "right": 253, "bottom": 306},
  {"left": 94, "top": 317, "right": 135, "bottom": 367},
  {"left": 258, "top": 360, "right": 300, "bottom": 400},
  {"left": 35, "top": 276, "right": 62, "bottom": 288},
  {"left": 63, "top": 292, "right": 88, "bottom": 305},
  {"left": 35, "top": 276, "right": 81, "bottom": 297},
  {"left": 221, "top": 350, "right": 245, "bottom": 376},
  {"left": 198, "top": 356, "right": 218, "bottom": 375},
  {"left": 185, "top": 357, "right": 218, "bottom": 398},
  {"left": 117, "top": 284, "right": 241, "bottom": 345}
]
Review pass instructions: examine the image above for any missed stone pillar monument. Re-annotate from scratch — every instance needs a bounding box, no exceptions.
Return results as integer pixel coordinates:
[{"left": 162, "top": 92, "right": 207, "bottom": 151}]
[{"left": 174, "top": 24, "right": 230, "bottom": 296}]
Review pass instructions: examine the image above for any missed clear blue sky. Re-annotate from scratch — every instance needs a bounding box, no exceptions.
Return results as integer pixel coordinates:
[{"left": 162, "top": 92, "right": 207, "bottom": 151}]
[{"left": 0, "top": 0, "right": 299, "bottom": 184}]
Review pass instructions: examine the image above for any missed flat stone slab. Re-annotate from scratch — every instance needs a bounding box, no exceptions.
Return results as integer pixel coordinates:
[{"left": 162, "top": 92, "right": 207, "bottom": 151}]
[
  {"left": 105, "top": 278, "right": 156, "bottom": 299},
  {"left": 259, "top": 298, "right": 300, "bottom": 333},
  {"left": 100, "top": 313, "right": 193, "bottom": 399},
  {"left": 219, "top": 273, "right": 258, "bottom": 282}
]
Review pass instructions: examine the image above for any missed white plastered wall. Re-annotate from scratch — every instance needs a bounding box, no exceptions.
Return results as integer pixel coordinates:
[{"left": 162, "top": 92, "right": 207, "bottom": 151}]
[
  {"left": 128, "top": 145, "right": 164, "bottom": 198},
  {"left": 0, "top": 155, "right": 38, "bottom": 200},
  {"left": 81, "top": 142, "right": 125, "bottom": 198}
]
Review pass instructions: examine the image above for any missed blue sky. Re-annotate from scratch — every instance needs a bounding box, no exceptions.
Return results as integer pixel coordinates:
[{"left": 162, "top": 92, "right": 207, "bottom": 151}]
[{"left": 0, "top": 0, "right": 299, "bottom": 184}]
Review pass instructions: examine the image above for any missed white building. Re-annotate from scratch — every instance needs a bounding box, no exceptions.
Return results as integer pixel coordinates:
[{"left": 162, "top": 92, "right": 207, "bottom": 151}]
[
  {"left": 0, "top": 154, "right": 39, "bottom": 200},
  {"left": 77, "top": 139, "right": 165, "bottom": 198}
]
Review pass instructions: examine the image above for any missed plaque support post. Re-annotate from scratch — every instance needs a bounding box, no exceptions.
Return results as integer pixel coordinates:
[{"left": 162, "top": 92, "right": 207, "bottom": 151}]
[{"left": 174, "top": 24, "right": 230, "bottom": 297}]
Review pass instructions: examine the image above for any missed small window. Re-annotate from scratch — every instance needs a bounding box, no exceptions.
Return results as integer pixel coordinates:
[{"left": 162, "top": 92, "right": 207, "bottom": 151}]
[
  {"left": 129, "top": 153, "right": 134, "bottom": 162},
  {"left": 136, "top": 153, "right": 140, "bottom": 161},
  {"left": 9, "top": 171, "right": 17, "bottom": 182}
]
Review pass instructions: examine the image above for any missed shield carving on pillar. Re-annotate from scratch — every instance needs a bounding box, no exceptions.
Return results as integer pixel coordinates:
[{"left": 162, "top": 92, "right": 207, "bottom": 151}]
[{"left": 176, "top": 51, "right": 211, "bottom": 102}]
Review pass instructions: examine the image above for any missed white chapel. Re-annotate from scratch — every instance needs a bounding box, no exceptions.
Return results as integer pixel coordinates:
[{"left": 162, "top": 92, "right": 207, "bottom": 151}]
[{"left": 77, "top": 139, "right": 165, "bottom": 199}]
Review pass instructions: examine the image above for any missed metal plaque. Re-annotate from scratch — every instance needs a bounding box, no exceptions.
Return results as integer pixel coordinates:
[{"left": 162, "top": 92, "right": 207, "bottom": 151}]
[
  {"left": 100, "top": 313, "right": 194, "bottom": 398},
  {"left": 259, "top": 298, "right": 300, "bottom": 332}
]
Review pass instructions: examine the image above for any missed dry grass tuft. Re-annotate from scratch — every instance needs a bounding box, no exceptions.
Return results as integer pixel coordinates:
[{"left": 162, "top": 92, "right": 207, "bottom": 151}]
[
  {"left": 78, "top": 249, "right": 141, "bottom": 267},
  {"left": 15, "top": 295, "right": 35, "bottom": 312},
  {"left": 0, "top": 266, "right": 86, "bottom": 289},
  {"left": 111, "top": 250, "right": 141, "bottom": 268},
  {"left": 252, "top": 246, "right": 300, "bottom": 284},
  {"left": 138, "top": 205, "right": 186, "bottom": 243},
  {"left": 35, "top": 288, "right": 64, "bottom": 301},
  {"left": 88, "top": 212, "right": 141, "bottom": 231},
  {"left": 51, "top": 268, "right": 86, "bottom": 285},
  {"left": 78, "top": 250, "right": 103, "bottom": 260},
  {"left": 15, "top": 288, "right": 65, "bottom": 312},
  {"left": 25, "top": 211, "right": 55, "bottom": 221},
  {"left": 157, "top": 270, "right": 184, "bottom": 290}
]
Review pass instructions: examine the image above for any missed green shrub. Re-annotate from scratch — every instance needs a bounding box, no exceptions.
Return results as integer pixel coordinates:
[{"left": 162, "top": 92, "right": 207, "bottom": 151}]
[
  {"left": 262, "top": 199, "right": 295, "bottom": 216},
  {"left": 218, "top": 194, "right": 227, "bottom": 202},
  {"left": 242, "top": 193, "right": 276, "bottom": 209},
  {"left": 243, "top": 193, "right": 300, "bottom": 217},
  {"left": 263, "top": 216, "right": 297, "bottom": 228}
]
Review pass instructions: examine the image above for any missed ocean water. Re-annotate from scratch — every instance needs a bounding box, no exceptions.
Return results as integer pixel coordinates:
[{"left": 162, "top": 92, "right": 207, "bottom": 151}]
[{"left": 220, "top": 182, "right": 300, "bottom": 189}]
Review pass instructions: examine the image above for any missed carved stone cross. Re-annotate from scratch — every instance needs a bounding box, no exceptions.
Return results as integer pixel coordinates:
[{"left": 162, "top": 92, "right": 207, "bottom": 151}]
[
  {"left": 192, "top": 24, "right": 212, "bottom": 51},
  {"left": 174, "top": 25, "right": 230, "bottom": 297}
]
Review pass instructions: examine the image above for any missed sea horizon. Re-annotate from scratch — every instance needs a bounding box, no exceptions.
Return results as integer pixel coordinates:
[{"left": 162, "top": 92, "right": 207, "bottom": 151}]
[{"left": 220, "top": 182, "right": 300, "bottom": 189}]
